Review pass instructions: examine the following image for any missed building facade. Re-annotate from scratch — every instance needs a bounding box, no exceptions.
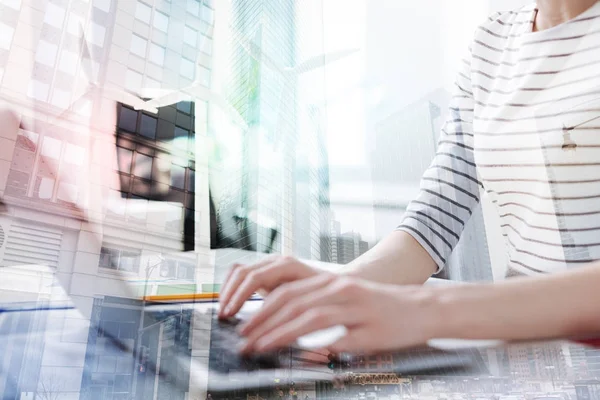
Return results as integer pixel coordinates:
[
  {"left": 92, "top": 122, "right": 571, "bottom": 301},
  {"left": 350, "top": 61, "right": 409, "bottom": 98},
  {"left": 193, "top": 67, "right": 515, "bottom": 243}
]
[{"left": 0, "top": 0, "right": 216, "bottom": 398}]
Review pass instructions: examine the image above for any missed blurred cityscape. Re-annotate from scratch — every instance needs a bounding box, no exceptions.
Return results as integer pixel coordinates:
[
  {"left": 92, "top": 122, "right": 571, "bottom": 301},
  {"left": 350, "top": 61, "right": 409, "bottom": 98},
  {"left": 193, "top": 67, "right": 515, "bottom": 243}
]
[{"left": 0, "top": 0, "right": 586, "bottom": 399}]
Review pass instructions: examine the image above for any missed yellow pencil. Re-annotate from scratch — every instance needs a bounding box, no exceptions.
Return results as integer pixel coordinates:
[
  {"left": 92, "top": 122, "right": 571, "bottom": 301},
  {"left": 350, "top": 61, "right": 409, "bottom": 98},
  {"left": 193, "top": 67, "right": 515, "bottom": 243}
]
[
  {"left": 142, "top": 293, "right": 262, "bottom": 302},
  {"left": 143, "top": 293, "right": 220, "bottom": 302}
]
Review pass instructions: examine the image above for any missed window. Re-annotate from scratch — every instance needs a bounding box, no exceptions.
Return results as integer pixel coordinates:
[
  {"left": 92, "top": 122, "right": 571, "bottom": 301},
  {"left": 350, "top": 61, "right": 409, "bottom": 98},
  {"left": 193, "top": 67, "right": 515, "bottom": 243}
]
[
  {"left": 64, "top": 144, "right": 85, "bottom": 166},
  {"left": 200, "top": 34, "right": 212, "bottom": 55},
  {"left": 133, "top": 153, "right": 153, "bottom": 180},
  {"left": 148, "top": 43, "right": 165, "bottom": 65},
  {"left": 186, "top": 0, "right": 200, "bottom": 16},
  {"left": 135, "top": 1, "right": 152, "bottom": 24},
  {"left": 170, "top": 164, "right": 185, "bottom": 189},
  {"left": 180, "top": 58, "right": 195, "bottom": 79},
  {"left": 125, "top": 69, "right": 143, "bottom": 92},
  {"left": 0, "top": 23, "right": 14, "bottom": 50},
  {"left": 159, "top": 259, "right": 195, "bottom": 280},
  {"left": 140, "top": 114, "right": 157, "bottom": 139},
  {"left": 118, "top": 106, "right": 138, "bottom": 132},
  {"left": 58, "top": 50, "right": 78, "bottom": 75},
  {"left": 44, "top": 3, "right": 66, "bottom": 28},
  {"left": 177, "top": 261, "right": 195, "bottom": 280},
  {"left": 130, "top": 34, "right": 147, "bottom": 57},
  {"left": 35, "top": 41, "right": 58, "bottom": 67},
  {"left": 176, "top": 101, "right": 192, "bottom": 113},
  {"left": 34, "top": 177, "right": 55, "bottom": 199},
  {"left": 97, "top": 356, "right": 116, "bottom": 373},
  {"left": 199, "top": 65, "right": 211, "bottom": 87},
  {"left": 184, "top": 26, "right": 197, "bottom": 47},
  {"left": 41, "top": 137, "right": 62, "bottom": 159},
  {"left": 201, "top": 5, "right": 214, "bottom": 24},
  {"left": 66, "top": 13, "right": 81, "bottom": 36},
  {"left": 187, "top": 169, "right": 195, "bottom": 192},
  {"left": 99, "top": 246, "right": 140, "bottom": 273},
  {"left": 87, "top": 22, "right": 106, "bottom": 47},
  {"left": 153, "top": 11, "right": 169, "bottom": 33},
  {"left": 116, "top": 147, "right": 133, "bottom": 173},
  {"left": 174, "top": 127, "right": 189, "bottom": 150}
]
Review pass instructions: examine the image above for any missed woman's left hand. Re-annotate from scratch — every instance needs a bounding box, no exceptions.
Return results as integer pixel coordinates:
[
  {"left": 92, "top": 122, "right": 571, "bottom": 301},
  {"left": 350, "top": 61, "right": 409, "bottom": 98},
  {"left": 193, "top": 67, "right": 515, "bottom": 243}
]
[{"left": 238, "top": 274, "right": 444, "bottom": 354}]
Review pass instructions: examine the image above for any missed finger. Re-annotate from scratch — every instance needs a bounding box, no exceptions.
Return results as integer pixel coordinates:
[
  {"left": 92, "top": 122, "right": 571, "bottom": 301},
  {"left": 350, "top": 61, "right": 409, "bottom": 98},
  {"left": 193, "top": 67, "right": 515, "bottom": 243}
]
[
  {"left": 246, "top": 306, "right": 362, "bottom": 354},
  {"left": 223, "top": 260, "right": 295, "bottom": 318},
  {"left": 239, "top": 273, "right": 337, "bottom": 337},
  {"left": 219, "top": 262, "right": 242, "bottom": 297},
  {"left": 218, "top": 256, "right": 276, "bottom": 316},
  {"left": 327, "top": 328, "right": 373, "bottom": 354}
]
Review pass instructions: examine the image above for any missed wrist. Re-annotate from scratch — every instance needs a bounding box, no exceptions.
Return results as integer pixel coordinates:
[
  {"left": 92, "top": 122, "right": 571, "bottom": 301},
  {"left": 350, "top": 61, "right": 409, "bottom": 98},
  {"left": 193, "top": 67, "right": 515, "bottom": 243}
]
[{"left": 422, "top": 285, "right": 478, "bottom": 340}]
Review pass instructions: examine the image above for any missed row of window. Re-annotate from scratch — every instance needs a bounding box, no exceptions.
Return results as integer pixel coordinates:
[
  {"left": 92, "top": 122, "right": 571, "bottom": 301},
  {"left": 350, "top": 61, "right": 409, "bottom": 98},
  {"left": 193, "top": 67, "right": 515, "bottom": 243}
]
[
  {"left": 135, "top": 0, "right": 214, "bottom": 31},
  {"left": 118, "top": 105, "right": 197, "bottom": 144},
  {"left": 116, "top": 147, "right": 194, "bottom": 192},
  {"left": 106, "top": 190, "right": 192, "bottom": 235},
  {"left": 99, "top": 246, "right": 195, "bottom": 281},
  {"left": 7, "top": 129, "right": 87, "bottom": 205}
]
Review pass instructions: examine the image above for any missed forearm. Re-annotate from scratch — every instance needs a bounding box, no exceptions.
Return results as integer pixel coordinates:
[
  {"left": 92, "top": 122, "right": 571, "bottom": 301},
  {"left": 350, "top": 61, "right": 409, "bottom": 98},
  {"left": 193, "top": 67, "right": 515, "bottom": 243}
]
[
  {"left": 433, "top": 262, "right": 600, "bottom": 341},
  {"left": 342, "top": 230, "right": 437, "bottom": 285}
]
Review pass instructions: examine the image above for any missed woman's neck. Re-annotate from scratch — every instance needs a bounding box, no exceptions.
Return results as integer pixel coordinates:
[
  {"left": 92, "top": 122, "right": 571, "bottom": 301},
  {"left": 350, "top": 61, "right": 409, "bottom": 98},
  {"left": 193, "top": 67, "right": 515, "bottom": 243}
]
[{"left": 534, "top": 0, "right": 598, "bottom": 31}]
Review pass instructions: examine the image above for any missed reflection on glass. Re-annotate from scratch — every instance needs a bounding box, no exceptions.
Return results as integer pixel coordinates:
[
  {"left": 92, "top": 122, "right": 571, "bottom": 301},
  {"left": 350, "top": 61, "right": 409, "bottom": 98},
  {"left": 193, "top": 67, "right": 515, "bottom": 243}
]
[
  {"left": 41, "top": 137, "right": 62, "bottom": 159},
  {"left": 170, "top": 164, "right": 186, "bottom": 189},
  {"left": 149, "top": 43, "right": 165, "bottom": 65},
  {"left": 176, "top": 101, "right": 192, "bottom": 113},
  {"left": 119, "top": 106, "right": 138, "bottom": 132},
  {"left": 140, "top": 114, "right": 157, "bottom": 139},
  {"left": 117, "top": 147, "right": 133, "bottom": 173},
  {"left": 133, "top": 153, "right": 153, "bottom": 180},
  {"left": 174, "top": 127, "right": 189, "bottom": 150},
  {"left": 34, "top": 176, "right": 54, "bottom": 199}
]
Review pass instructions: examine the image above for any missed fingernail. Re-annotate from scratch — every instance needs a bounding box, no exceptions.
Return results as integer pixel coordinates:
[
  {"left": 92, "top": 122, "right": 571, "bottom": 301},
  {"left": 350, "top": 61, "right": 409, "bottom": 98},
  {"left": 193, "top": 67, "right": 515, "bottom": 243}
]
[{"left": 223, "top": 306, "right": 232, "bottom": 316}]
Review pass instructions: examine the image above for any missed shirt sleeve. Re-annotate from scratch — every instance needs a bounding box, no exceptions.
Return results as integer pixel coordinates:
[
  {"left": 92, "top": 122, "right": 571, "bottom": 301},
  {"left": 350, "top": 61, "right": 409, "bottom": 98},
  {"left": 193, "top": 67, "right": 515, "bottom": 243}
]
[{"left": 396, "top": 46, "right": 481, "bottom": 273}]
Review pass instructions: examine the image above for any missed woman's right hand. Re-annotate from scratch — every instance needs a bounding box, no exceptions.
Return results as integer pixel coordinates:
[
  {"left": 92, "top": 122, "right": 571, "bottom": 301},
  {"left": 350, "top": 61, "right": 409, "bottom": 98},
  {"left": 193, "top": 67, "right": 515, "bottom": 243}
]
[{"left": 218, "top": 255, "right": 326, "bottom": 319}]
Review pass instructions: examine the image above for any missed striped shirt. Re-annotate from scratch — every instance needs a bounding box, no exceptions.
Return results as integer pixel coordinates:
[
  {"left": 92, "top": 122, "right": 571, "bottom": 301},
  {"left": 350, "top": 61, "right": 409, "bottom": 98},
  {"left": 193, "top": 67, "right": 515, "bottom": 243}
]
[{"left": 397, "top": 1, "right": 600, "bottom": 277}]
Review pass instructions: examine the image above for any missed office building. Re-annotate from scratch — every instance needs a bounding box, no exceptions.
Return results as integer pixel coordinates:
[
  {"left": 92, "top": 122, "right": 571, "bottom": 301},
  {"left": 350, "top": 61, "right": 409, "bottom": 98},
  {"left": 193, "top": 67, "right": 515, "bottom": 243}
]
[
  {"left": 568, "top": 345, "right": 600, "bottom": 380},
  {"left": 212, "top": 0, "right": 334, "bottom": 262},
  {"left": 507, "top": 343, "right": 569, "bottom": 381},
  {"left": 337, "top": 231, "right": 369, "bottom": 265},
  {"left": 0, "top": 0, "right": 215, "bottom": 398}
]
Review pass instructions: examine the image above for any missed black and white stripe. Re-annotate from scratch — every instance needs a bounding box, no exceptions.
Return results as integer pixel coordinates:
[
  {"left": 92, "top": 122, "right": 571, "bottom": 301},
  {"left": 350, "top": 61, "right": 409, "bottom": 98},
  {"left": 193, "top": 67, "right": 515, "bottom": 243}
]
[{"left": 398, "top": 1, "right": 600, "bottom": 276}]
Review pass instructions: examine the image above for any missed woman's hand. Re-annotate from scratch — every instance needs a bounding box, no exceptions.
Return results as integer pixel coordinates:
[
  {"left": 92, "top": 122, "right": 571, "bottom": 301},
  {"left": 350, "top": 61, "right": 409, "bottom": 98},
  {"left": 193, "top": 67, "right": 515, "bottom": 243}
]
[
  {"left": 218, "top": 256, "right": 328, "bottom": 319},
  {"left": 237, "top": 274, "right": 443, "bottom": 354}
]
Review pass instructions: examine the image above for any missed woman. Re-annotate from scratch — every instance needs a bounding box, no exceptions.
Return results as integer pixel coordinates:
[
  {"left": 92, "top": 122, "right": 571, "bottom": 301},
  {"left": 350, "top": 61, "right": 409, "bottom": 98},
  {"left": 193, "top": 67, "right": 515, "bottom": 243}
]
[{"left": 219, "top": 0, "right": 600, "bottom": 354}]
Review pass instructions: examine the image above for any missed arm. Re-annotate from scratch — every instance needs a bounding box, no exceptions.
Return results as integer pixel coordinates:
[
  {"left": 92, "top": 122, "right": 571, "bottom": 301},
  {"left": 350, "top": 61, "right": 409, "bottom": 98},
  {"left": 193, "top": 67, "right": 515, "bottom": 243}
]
[
  {"left": 239, "top": 262, "right": 600, "bottom": 354},
  {"left": 345, "top": 44, "right": 480, "bottom": 285},
  {"left": 434, "top": 262, "right": 600, "bottom": 341},
  {"left": 343, "top": 231, "right": 437, "bottom": 285}
]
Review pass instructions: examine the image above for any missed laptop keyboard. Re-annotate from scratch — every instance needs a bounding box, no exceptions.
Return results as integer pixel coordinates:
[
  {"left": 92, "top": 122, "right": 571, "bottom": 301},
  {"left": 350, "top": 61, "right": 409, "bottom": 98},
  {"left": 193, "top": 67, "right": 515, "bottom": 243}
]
[{"left": 208, "top": 310, "right": 285, "bottom": 373}]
